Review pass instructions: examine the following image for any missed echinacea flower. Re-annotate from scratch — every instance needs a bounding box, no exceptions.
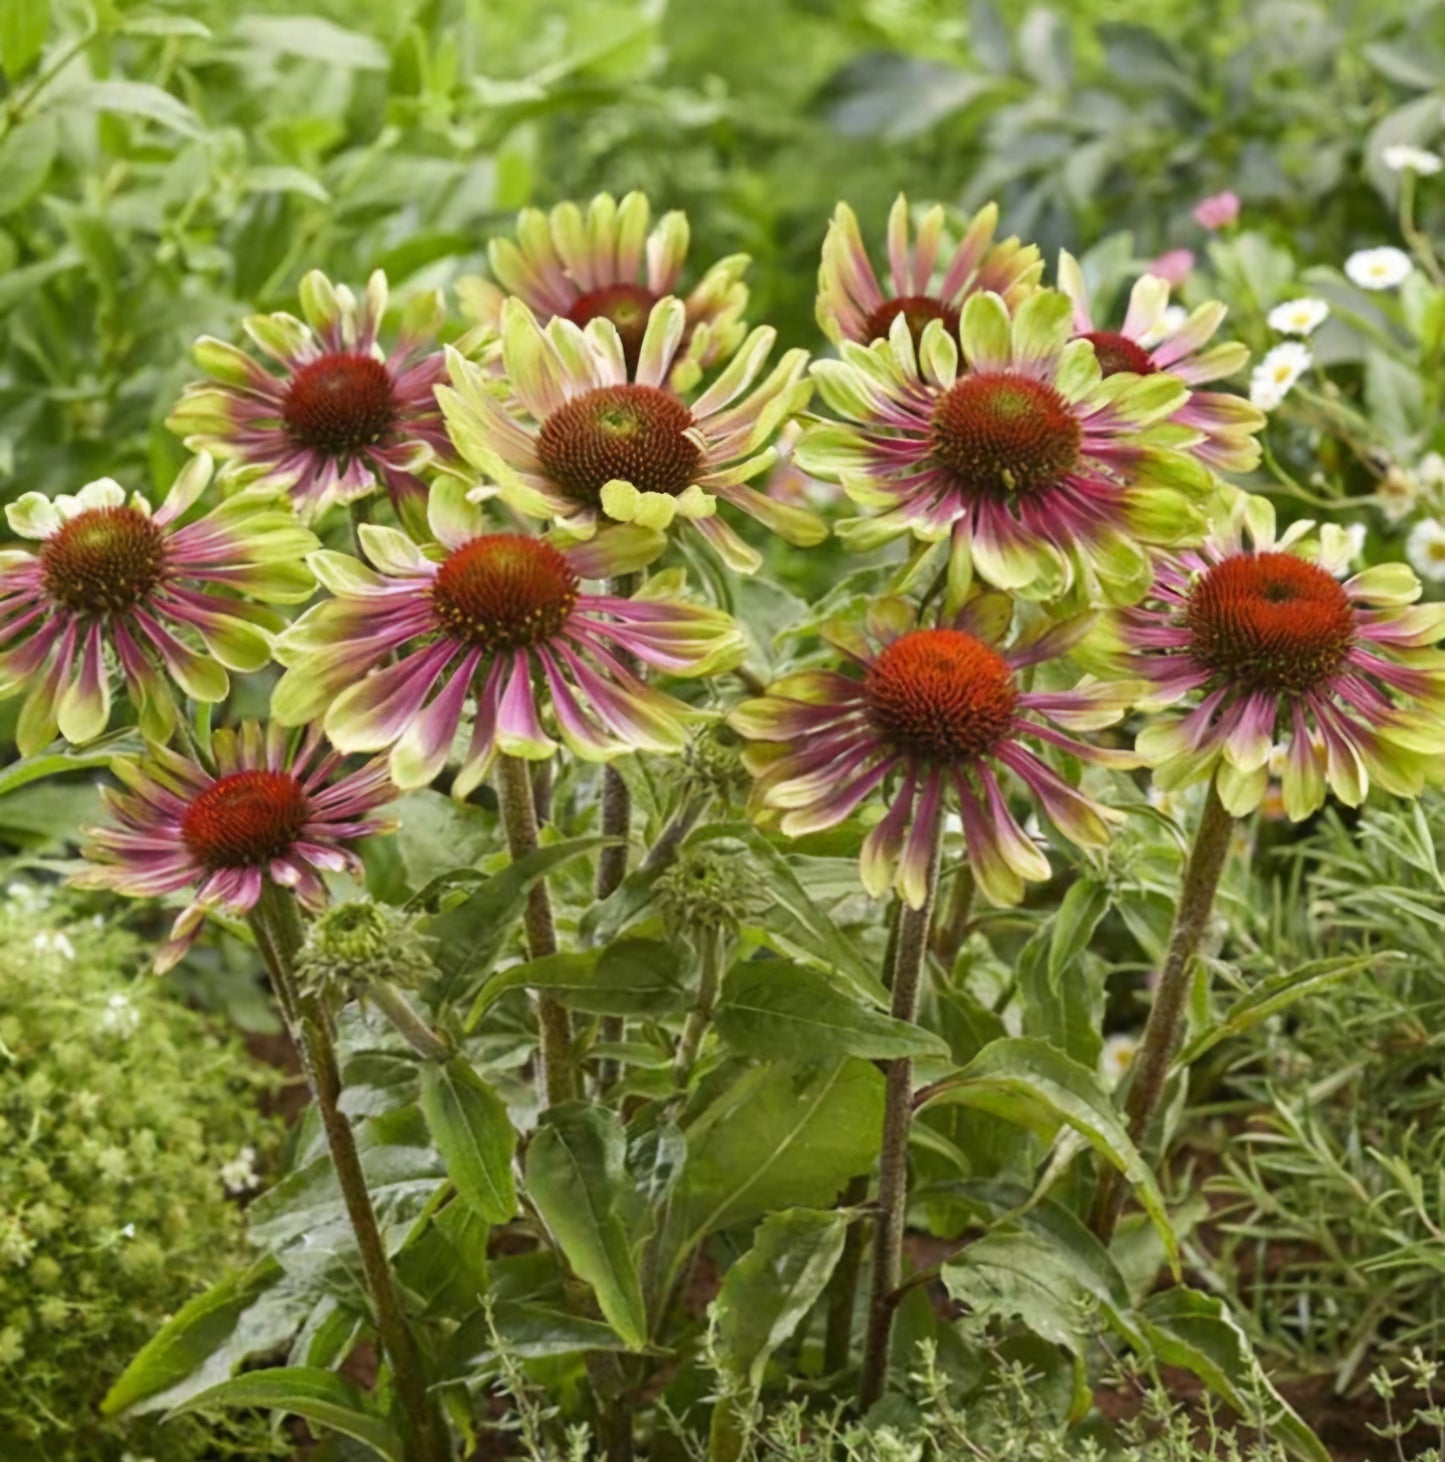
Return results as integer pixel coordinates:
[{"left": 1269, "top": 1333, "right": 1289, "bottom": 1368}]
[
  {"left": 799, "top": 289, "right": 1222, "bottom": 606},
  {"left": 1382, "top": 145, "right": 1443, "bottom": 176},
  {"left": 1057, "top": 252, "right": 1264, "bottom": 473},
  {"left": 1147, "top": 250, "right": 1194, "bottom": 288},
  {"left": 730, "top": 595, "right": 1136, "bottom": 907},
  {"left": 459, "top": 191, "right": 750, "bottom": 389},
  {"left": 1118, "top": 496, "right": 1445, "bottom": 819},
  {"left": 1266, "top": 297, "right": 1330, "bottom": 336},
  {"left": 169, "top": 270, "right": 450, "bottom": 526},
  {"left": 1406, "top": 518, "right": 1445, "bottom": 582},
  {"left": 1344, "top": 247, "right": 1413, "bottom": 290},
  {"left": 74, "top": 722, "right": 395, "bottom": 971},
  {"left": 0, "top": 458, "right": 316, "bottom": 753},
  {"left": 1249, "top": 342, "right": 1311, "bottom": 410},
  {"left": 270, "top": 482, "right": 747, "bottom": 797},
  {"left": 815, "top": 195, "right": 1043, "bottom": 347},
  {"left": 1192, "top": 191, "right": 1241, "bottom": 230},
  {"left": 439, "top": 298, "right": 819, "bottom": 573}
]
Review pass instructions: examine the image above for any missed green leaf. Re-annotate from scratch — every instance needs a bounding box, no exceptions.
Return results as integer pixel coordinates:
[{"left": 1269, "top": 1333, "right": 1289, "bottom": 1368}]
[
  {"left": 1133, "top": 1289, "right": 1329, "bottom": 1462},
  {"left": 1048, "top": 877, "right": 1110, "bottom": 986},
  {"left": 712, "top": 1208, "right": 849, "bottom": 1390},
  {"left": 1174, "top": 955, "right": 1384, "bottom": 1069},
  {"left": 0, "top": 116, "right": 56, "bottom": 216},
  {"left": 714, "top": 959, "right": 949, "bottom": 1062},
  {"left": 0, "top": 0, "right": 49, "bottom": 79},
  {"left": 445, "top": 1301, "right": 626, "bottom": 1373},
  {"left": 419, "top": 1056, "right": 517, "bottom": 1224},
  {"left": 424, "top": 835, "right": 610, "bottom": 999},
  {"left": 102, "top": 1259, "right": 312, "bottom": 1417},
  {"left": 66, "top": 80, "right": 205, "bottom": 137},
  {"left": 0, "top": 728, "right": 142, "bottom": 797},
  {"left": 467, "top": 937, "right": 687, "bottom": 1029},
  {"left": 663, "top": 1059, "right": 883, "bottom": 1292},
  {"left": 246, "top": 165, "right": 330, "bottom": 203},
  {"left": 524, "top": 1103, "right": 648, "bottom": 1349},
  {"left": 0, "top": 246, "right": 82, "bottom": 316},
  {"left": 917, "top": 1038, "right": 1178, "bottom": 1274},
  {"left": 943, "top": 1221, "right": 1126, "bottom": 1357},
  {"left": 168, "top": 1367, "right": 405, "bottom": 1462},
  {"left": 236, "top": 15, "right": 391, "bottom": 70}
]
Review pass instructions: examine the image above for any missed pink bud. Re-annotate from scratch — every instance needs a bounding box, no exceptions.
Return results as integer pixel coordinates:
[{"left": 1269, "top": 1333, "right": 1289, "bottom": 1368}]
[
  {"left": 1147, "top": 249, "right": 1195, "bottom": 288},
  {"left": 1192, "top": 191, "right": 1241, "bottom": 230}
]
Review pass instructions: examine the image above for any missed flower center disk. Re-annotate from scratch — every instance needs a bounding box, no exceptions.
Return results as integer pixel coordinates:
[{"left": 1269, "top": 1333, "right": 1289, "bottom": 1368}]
[
  {"left": 430, "top": 534, "right": 580, "bottom": 650},
  {"left": 567, "top": 284, "right": 659, "bottom": 373},
  {"left": 1186, "top": 551, "right": 1356, "bottom": 694},
  {"left": 862, "top": 294, "right": 960, "bottom": 347},
  {"left": 930, "top": 372, "right": 1082, "bottom": 498},
  {"left": 40, "top": 506, "right": 167, "bottom": 614},
  {"left": 865, "top": 628, "right": 1019, "bottom": 763},
  {"left": 1080, "top": 330, "right": 1156, "bottom": 378},
  {"left": 282, "top": 352, "right": 397, "bottom": 456},
  {"left": 181, "top": 770, "right": 311, "bottom": 869},
  {"left": 536, "top": 384, "right": 701, "bottom": 509}
]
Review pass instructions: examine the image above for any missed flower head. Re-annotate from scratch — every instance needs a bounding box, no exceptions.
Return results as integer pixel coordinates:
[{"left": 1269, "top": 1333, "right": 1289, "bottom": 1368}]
[
  {"left": 1344, "top": 247, "right": 1413, "bottom": 290},
  {"left": 439, "top": 298, "right": 818, "bottom": 573},
  {"left": 731, "top": 595, "right": 1136, "bottom": 907},
  {"left": 75, "top": 722, "right": 395, "bottom": 971},
  {"left": 460, "top": 191, "right": 750, "bottom": 389},
  {"left": 1249, "top": 342, "right": 1311, "bottom": 410},
  {"left": 1192, "top": 191, "right": 1241, "bottom": 230},
  {"left": 1147, "top": 249, "right": 1195, "bottom": 287},
  {"left": 816, "top": 195, "right": 1043, "bottom": 347},
  {"left": 0, "top": 458, "right": 316, "bottom": 752},
  {"left": 271, "top": 482, "right": 746, "bottom": 796},
  {"left": 1057, "top": 253, "right": 1264, "bottom": 473},
  {"left": 169, "top": 271, "right": 450, "bottom": 526},
  {"left": 1382, "top": 145, "right": 1443, "bottom": 176},
  {"left": 1118, "top": 496, "right": 1445, "bottom": 819},
  {"left": 1377, "top": 465, "right": 1421, "bottom": 524},
  {"left": 799, "top": 289, "right": 1225, "bottom": 606},
  {"left": 1406, "top": 517, "right": 1445, "bottom": 582},
  {"left": 1267, "top": 297, "right": 1330, "bottom": 336}
]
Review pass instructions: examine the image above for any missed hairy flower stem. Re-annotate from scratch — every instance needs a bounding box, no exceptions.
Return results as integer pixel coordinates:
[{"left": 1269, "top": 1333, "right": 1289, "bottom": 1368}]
[
  {"left": 366, "top": 982, "right": 452, "bottom": 1063},
  {"left": 495, "top": 753, "right": 576, "bottom": 1107},
  {"left": 673, "top": 924, "right": 726, "bottom": 1087},
  {"left": 595, "top": 573, "right": 639, "bottom": 1089},
  {"left": 249, "top": 882, "right": 448, "bottom": 1462},
  {"left": 859, "top": 844, "right": 943, "bottom": 1412},
  {"left": 1090, "top": 783, "right": 1236, "bottom": 1243}
]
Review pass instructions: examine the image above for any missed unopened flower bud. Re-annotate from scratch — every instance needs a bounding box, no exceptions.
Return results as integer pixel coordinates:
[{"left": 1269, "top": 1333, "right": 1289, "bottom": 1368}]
[{"left": 295, "top": 899, "right": 435, "bottom": 999}]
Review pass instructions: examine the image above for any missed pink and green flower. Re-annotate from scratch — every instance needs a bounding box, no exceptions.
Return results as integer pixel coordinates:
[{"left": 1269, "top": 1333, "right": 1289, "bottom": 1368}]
[
  {"left": 0, "top": 458, "right": 317, "bottom": 753},
  {"left": 817, "top": 194, "right": 1043, "bottom": 347},
  {"left": 1056, "top": 251, "right": 1264, "bottom": 473},
  {"left": 75, "top": 722, "right": 395, "bottom": 971},
  {"left": 731, "top": 595, "right": 1137, "bottom": 908},
  {"left": 168, "top": 270, "right": 450, "bottom": 527},
  {"left": 271, "top": 482, "right": 747, "bottom": 797},
  {"left": 1118, "top": 496, "right": 1445, "bottom": 817},
  {"left": 459, "top": 191, "right": 750, "bottom": 389},
  {"left": 799, "top": 289, "right": 1224, "bottom": 606},
  {"left": 439, "top": 298, "right": 820, "bottom": 573}
]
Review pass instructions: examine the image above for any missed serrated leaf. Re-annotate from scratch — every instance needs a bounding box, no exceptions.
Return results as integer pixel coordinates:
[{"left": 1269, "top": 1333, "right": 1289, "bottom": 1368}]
[
  {"left": 714, "top": 959, "right": 949, "bottom": 1062},
  {"left": 1048, "top": 878, "right": 1110, "bottom": 986},
  {"left": 713, "top": 1208, "right": 849, "bottom": 1389},
  {"left": 524, "top": 1103, "right": 648, "bottom": 1349},
  {"left": 419, "top": 1056, "right": 517, "bottom": 1223},
  {"left": 917, "top": 1037, "right": 1178, "bottom": 1273},
  {"left": 167, "top": 1367, "right": 405, "bottom": 1462}
]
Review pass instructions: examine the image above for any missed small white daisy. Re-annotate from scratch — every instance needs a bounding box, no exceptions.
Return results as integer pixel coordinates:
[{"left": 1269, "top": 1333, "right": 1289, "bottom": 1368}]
[
  {"left": 1406, "top": 518, "right": 1445, "bottom": 581},
  {"left": 1382, "top": 144, "right": 1443, "bottom": 176},
  {"left": 1099, "top": 1034, "right": 1139, "bottom": 1089},
  {"left": 1249, "top": 341, "right": 1311, "bottom": 409},
  {"left": 1137, "top": 303, "right": 1190, "bottom": 349},
  {"left": 1377, "top": 465, "right": 1421, "bottom": 524},
  {"left": 32, "top": 930, "right": 75, "bottom": 961},
  {"left": 1267, "top": 297, "right": 1330, "bottom": 336},
  {"left": 1418, "top": 451, "right": 1445, "bottom": 491},
  {"left": 1345, "top": 246, "right": 1414, "bottom": 290}
]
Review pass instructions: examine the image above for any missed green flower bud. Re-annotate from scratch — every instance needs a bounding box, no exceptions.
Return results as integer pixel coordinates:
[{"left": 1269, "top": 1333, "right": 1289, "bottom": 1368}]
[
  {"left": 675, "top": 726, "right": 750, "bottom": 807},
  {"left": 654, "top": 846, "right": 766, "bottom": 937},
  {"left": 295, "top": 898, "right": 436, "bottom": 999}
]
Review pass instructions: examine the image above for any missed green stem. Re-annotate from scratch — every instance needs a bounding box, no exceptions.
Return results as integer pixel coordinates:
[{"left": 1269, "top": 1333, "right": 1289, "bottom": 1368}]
[
  {"left": 249, "top": 883, "right": 448, "bottom": 1462},
  {"left": 822, "top": 1175, "right": 870, "bottom": 1374},
  {"left": 1089, "top": 782, "right": 1236, "bottom": 1243},
  {"left": 366, "top": 982, "right": 452, "bottom": 1062},
  {"left": 858, "top": 840, "right": 943, "bottom": 1412},
  {"left": 494, "top": 753, "right": 576, "bottom": 1107},
  {"left": 673, "top": 923, "right": 725, "bottom": 1087}
]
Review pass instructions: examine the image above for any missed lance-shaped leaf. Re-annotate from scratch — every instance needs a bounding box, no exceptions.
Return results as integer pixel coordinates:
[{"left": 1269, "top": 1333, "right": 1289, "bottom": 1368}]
[
  {"left": 419, "top": 1056, "right": 517, "bottom": 1223},
  {"left": 917, "top": 1037, "right": 1178, "bottom": 1273},
  {"left": 524, "top": 1103, "right": 648, "bottom": 1349}
]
